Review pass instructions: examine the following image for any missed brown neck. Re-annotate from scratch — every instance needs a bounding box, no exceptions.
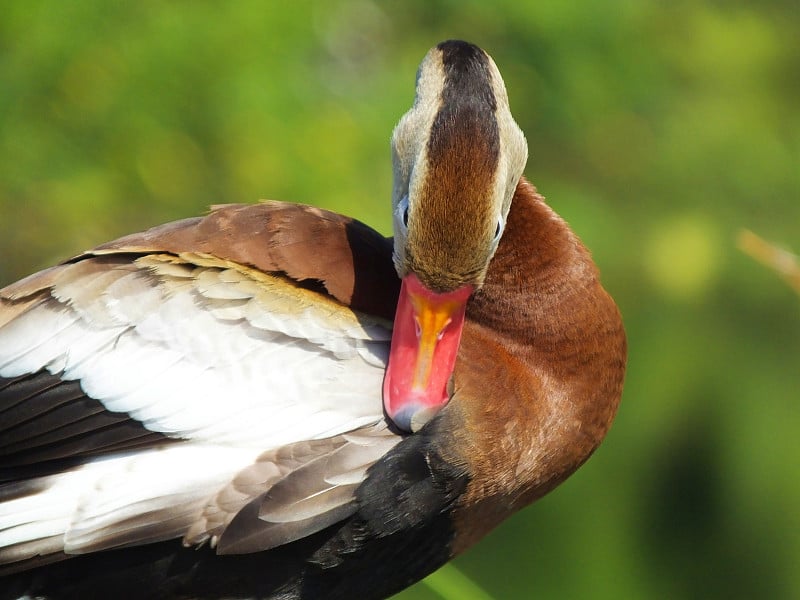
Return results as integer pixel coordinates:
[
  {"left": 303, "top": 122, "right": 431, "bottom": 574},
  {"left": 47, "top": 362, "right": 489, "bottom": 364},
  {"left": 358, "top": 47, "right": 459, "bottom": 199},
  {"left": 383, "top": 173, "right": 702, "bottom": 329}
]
[
  {"left": 443, "top": 177, "right": 627, "bottom": 551},
  {"left": 469, "top": 178, "right": 599, "bottom": 339},
  {"left": 470, "top": 178, "right": 625, "bottom": 404}
]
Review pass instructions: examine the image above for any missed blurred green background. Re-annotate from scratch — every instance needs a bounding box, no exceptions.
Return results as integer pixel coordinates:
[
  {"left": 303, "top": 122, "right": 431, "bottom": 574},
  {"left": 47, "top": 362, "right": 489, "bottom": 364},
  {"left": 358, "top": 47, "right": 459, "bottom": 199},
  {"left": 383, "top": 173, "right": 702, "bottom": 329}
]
[{"left": 1, "top": 1, "right": 798, "bottom": 598}]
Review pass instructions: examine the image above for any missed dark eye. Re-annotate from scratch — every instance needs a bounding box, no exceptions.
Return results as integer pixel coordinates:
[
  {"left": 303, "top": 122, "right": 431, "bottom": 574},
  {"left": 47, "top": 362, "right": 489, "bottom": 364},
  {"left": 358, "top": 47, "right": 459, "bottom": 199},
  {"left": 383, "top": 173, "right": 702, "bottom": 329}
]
[
  {"left": 396, "top": 196, "right": 410, "bottom": 233},
  {"left": 493, "top": 217, "right": 504, "bottom": 243}
]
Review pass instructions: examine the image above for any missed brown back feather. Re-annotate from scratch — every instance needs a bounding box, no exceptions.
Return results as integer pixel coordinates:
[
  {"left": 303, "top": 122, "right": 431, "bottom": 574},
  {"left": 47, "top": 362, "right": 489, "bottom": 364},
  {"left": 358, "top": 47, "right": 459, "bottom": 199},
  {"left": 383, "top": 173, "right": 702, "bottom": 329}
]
[{"left": 87, "top": 202, "right": 399, "bottom": 320}]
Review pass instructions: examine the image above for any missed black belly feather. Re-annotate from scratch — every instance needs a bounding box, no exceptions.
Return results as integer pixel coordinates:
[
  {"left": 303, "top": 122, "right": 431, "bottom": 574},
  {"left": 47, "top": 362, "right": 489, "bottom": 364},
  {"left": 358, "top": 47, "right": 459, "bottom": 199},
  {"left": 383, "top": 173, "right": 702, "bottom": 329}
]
[{"left": 1, "top": 514, "right": 457, "bottom": 600}]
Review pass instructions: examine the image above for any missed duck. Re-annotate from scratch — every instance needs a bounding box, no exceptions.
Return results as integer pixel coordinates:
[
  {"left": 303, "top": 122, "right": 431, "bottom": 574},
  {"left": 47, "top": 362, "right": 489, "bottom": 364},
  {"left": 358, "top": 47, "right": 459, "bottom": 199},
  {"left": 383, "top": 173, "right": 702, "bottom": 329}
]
[{"left": 0, "top": 40, "right": 626, "bottom": 600}]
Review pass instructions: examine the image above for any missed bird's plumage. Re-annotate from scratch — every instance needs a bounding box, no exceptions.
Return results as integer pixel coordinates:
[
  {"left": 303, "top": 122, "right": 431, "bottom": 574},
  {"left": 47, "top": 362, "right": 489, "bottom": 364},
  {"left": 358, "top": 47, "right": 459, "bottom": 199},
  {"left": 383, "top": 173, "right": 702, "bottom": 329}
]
[{"left": 0, "top": 40, "right": 626, "bottom": 600}]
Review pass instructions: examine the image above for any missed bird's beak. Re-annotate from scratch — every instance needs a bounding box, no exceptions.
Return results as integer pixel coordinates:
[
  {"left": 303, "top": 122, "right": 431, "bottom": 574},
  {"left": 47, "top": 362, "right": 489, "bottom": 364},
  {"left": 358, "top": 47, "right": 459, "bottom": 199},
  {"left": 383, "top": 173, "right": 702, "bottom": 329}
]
[{"left": 383, "top": 273, "right": 472, "bottom": 432}]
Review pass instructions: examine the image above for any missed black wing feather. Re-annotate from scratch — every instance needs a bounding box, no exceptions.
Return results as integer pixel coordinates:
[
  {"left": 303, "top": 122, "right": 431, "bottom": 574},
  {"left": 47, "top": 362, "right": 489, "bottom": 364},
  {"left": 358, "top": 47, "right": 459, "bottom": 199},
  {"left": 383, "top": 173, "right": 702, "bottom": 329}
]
[{"left": 0, "top": 370, "right": 174, "bottom": 476}]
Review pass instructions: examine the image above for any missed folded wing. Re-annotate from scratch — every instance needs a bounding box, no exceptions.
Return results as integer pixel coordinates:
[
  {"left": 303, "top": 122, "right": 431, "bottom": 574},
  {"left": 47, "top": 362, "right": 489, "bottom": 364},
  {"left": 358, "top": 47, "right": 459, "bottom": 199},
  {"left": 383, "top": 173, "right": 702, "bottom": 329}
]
[{"left": 0, "top": 202, "right": 402, "bottom": 573}]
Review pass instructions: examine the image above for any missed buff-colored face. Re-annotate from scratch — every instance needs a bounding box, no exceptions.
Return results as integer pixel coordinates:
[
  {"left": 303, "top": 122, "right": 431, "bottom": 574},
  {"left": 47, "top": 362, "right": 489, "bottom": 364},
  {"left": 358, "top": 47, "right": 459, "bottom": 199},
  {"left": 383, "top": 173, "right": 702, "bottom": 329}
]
[{"left": 390, "top": 41, "right": 528, "bottom": 292}]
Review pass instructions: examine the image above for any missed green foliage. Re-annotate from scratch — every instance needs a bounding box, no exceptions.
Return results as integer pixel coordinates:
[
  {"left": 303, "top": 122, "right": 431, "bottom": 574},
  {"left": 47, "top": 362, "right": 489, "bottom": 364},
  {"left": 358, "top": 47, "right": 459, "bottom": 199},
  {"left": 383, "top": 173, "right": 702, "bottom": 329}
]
[{"left": 1, "top": 1, "right": 798, "bottom": 598}]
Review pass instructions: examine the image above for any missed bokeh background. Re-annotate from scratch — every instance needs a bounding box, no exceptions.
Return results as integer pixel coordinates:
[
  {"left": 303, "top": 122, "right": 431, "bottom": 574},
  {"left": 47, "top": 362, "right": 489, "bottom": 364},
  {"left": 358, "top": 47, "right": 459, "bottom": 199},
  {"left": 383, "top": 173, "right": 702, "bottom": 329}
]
[{"left": 1, "top": 1, "right": 798, "bottom": 598}]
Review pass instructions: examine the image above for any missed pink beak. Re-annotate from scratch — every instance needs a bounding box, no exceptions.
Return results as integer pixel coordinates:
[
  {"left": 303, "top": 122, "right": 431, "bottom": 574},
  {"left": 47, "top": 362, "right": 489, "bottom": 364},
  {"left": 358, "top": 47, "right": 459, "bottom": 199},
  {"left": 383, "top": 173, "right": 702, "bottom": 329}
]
[{"left": 383, "top": 273, "right": 473, "bottom": 432}]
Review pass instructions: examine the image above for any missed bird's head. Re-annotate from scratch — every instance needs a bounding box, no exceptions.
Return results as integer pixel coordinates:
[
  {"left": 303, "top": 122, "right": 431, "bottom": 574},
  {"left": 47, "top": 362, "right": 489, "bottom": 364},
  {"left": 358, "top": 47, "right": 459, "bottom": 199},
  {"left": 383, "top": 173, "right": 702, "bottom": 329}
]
[{"left": 384, "top": 40, "right": 528, "bottom": 432}]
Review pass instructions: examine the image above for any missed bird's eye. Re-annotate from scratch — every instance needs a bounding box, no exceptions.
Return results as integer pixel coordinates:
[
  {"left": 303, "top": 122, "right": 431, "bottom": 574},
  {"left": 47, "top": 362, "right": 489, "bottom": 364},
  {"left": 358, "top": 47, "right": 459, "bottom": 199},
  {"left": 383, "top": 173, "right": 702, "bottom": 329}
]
[
  {"left": 493, "top": 215, "right": 505, "bottom": 244},
  {"left": 395, "top": 195, "right": 410, "bottom": 234}
]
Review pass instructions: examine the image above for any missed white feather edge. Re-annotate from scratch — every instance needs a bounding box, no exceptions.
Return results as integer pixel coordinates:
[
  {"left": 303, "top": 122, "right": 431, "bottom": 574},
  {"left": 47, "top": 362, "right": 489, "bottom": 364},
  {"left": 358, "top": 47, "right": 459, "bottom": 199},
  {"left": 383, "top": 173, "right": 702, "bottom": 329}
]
[
  {"left": 0, "top": 254, "right": 392, "bottom": 446},
  {"left": 0, "top": 253, "right": 399, "bottom": 560},
  {"left": 0, "top": 445, "right": 260, "bottom": 553}
]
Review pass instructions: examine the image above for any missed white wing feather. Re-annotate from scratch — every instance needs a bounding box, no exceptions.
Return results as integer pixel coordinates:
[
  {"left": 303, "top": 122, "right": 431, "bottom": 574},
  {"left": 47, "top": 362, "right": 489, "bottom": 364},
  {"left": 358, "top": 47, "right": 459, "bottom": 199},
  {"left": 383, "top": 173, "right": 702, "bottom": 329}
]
[{"left": 0, "top": 254, "right": 398, "bottom": 563}]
